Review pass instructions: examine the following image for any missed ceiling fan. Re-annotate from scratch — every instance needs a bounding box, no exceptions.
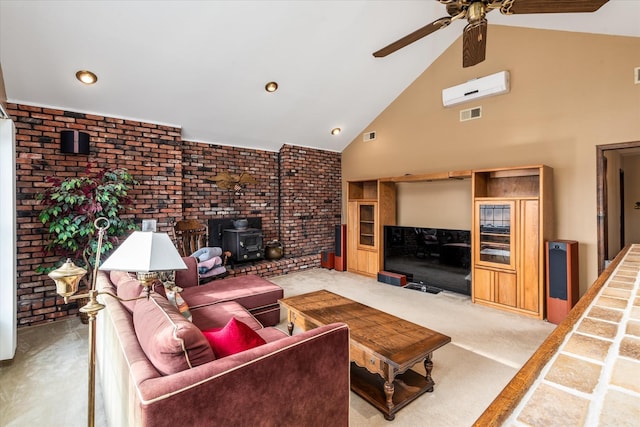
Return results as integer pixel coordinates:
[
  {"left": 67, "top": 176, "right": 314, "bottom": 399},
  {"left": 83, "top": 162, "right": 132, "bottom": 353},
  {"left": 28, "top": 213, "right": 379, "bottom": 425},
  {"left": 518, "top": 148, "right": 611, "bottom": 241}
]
[{"left": 373, "top": 0, "right": 609, "bottom": 68}]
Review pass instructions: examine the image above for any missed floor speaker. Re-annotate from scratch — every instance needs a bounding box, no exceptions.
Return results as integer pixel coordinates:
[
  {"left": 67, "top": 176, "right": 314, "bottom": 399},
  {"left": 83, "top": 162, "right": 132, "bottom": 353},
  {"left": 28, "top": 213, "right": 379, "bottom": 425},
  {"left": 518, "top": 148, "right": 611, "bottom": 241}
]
[
  {"left": 321, "top": 250, "right": 335, "bottom": 269},
  {"left": 377, "top": 271, "right": 407, "bottom": 286},
  {"left": 546, "top": 240, "right": 579, "bottom": 324},
  {"left": 334, "top": 224, "right": 347, "bottom": 271}
]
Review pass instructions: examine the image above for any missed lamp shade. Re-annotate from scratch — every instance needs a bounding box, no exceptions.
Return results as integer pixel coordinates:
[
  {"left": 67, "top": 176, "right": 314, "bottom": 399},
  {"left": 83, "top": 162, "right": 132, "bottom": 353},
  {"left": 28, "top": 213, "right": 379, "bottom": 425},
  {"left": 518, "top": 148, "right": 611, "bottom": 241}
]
[{"left": 99, "top": 231, "right": 187, "bottom": 273}]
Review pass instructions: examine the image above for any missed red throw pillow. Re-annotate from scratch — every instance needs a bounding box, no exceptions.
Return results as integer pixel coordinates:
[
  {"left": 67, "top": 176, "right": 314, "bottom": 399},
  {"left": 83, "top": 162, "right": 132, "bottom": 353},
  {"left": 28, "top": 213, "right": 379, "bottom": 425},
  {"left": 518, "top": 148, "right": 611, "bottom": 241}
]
[{"left": 202, "top": 317, "right": 266, "bottom": 358}]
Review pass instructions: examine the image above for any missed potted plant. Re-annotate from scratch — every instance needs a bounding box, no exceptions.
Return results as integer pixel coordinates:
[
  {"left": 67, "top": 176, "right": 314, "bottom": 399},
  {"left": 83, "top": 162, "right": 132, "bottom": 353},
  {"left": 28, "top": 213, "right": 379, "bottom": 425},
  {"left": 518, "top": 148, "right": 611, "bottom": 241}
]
[{"left": 35, "top": 164, "right": 139, "bottom": 320}]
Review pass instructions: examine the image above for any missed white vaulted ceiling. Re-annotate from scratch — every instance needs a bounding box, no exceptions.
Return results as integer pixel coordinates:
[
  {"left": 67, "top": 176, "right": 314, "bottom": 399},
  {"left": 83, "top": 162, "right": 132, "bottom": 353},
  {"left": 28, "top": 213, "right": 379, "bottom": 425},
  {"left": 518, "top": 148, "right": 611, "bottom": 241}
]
[{"left": 1, "top": 1, "right": 639, "bottom": 152}]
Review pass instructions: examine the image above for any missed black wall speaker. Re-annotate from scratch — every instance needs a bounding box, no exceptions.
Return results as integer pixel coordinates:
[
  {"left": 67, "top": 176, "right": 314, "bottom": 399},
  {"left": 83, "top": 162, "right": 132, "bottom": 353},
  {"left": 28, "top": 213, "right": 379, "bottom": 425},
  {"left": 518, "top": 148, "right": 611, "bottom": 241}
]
[
  {"left": 546, "top": 240, "right": 579, "bottom": 324},
  {"left": 334, "top": 224, "right": 347, "bottom": 271},
  {"left": 60, "top": 130, "right": 90, "bottom": 154}
]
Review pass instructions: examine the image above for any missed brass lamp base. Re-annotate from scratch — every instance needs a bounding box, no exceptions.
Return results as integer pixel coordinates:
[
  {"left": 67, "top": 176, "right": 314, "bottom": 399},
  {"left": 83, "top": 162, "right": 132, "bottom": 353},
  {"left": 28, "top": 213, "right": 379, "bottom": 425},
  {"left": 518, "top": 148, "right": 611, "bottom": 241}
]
[
  {"left": 79, "top": 290, "right": 105, "bottom": 315},
  {"left": 136, "top": 271, "right": 158, "bottom": 297}
]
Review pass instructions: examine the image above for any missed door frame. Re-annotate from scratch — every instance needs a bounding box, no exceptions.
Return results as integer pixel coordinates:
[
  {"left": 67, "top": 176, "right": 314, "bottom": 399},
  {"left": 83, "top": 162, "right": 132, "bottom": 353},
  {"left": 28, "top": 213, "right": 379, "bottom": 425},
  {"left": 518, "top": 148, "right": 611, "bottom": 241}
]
[{"left": 596, "top": 140, "right": 640, "bottom": 274}]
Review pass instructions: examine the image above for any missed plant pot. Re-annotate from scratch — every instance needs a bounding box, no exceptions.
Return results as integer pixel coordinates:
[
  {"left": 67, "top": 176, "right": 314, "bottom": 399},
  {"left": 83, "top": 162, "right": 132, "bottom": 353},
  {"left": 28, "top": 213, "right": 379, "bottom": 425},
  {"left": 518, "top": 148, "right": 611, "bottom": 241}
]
[{"left": 265, "top": 241, "right": 284, "bottom": 260}]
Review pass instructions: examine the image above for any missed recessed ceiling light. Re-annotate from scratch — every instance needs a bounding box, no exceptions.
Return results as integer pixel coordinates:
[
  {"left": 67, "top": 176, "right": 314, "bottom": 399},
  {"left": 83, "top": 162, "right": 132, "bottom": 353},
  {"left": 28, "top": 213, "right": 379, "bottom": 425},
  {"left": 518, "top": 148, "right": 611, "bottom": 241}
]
[
  {"left": 76, "top": 70, "right": 98, "bottom": 85},
  {"left": 331, "top": 127, "right": 341, "bottom": 136},
  {"left": 265, "top": 81, "right": 278, "bottom": 92}
]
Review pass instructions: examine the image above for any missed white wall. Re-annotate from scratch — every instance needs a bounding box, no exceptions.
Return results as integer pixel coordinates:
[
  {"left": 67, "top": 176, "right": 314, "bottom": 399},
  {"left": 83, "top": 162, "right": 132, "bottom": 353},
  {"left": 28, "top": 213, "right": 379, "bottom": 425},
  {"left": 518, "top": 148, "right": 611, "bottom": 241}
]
[
  {"left": 0, "top": 118, "right": 16, "bottom": 360},
  {"left": 605, "top": 151, "right": 622, "bottom": 259},
  {"left": 342, "top": 26, "right": 640, "bottom": 294},
  {"left": 396, "top": 179, "right": 471, "bottom": 230},
  {"left": 623, "top": 155, "right": 640, "bottom": 244}
]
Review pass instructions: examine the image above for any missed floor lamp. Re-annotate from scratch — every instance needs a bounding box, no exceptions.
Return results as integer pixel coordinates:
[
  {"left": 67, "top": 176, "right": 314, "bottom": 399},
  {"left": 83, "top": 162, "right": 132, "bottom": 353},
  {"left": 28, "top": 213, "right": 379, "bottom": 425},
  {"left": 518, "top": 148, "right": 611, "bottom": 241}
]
[{"left": 48, "top": 218, "right": 187, "bottom": 427}]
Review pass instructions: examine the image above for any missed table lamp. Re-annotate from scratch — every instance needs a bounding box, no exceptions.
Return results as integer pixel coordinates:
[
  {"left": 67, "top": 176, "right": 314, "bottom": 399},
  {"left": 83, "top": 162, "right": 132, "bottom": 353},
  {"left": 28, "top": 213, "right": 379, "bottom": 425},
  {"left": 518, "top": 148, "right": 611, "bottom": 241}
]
[
  {"left": 100, "top": 229, "right": 187, "bottom": 290},
  {"left": 47, "top": 218, "right": 187, "bottom": 427}
]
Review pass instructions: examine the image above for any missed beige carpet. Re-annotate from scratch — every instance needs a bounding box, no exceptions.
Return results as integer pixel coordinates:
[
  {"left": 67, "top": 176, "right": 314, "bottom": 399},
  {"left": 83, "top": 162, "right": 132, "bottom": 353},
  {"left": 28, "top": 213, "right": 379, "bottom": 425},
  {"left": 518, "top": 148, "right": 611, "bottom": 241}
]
[
  {"left": 270, "top": 268, "right": 555, "bottom": 426},
  {"left": 0, "top": 268, "right": 554, "bottom": 427},
  {"left": 0, "top": 316, "right": 107, "bottom": 427}
]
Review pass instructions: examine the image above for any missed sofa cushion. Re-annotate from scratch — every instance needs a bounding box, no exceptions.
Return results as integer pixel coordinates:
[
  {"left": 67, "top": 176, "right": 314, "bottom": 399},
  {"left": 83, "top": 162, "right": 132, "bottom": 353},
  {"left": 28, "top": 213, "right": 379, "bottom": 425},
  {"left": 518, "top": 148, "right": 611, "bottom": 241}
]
[
  {"left": 109, "top": 270, "right": 132, "bottom": 286},
  {"left": 133, "top": 292, "right": 215, "bottom": 375},
  {"left": 110, "top": 271, "right": 167, "bottom": 313},
  {"left": 115, "top": 274, "right": 144, "bottom": 313},
  {"left": 202, "top": 317, "right": 266, "bottom": 358},
  {"left": 190, "top": 300, "right": 263, "bottom": 331},
  {"left": 255, "top": 326, "right": 289, "bottom": 343},
  {"left": 175, "top": 256, "right": 199, "bottom": 288},
  {"left": 181, "top": 275, "right": 283, "bottom": 327},
  {"left": 181, "top": 275, "right": 283, "bottom": 310}
]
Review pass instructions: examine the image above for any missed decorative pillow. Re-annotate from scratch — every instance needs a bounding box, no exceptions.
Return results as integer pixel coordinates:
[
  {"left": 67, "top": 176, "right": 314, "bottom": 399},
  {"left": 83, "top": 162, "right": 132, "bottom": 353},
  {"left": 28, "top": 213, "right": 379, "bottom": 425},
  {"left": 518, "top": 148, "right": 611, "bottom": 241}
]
[
  {"left": 134, "top": 293, "right": 215, "bottom": 375},
  {"left": 111, "top": 272, "right": 165, "bottom": 313},
  {"left": 115, "top": 274, "right": 144, "bottom": 313},
  {"left": 201, "top": 317, "right": 266, "bottom": 358},
  {"left": 110, "top": 270, "right": 133, "bottom": 287},
  {"left": 175, "top": 256, "right": 198, "bottom": 288}
]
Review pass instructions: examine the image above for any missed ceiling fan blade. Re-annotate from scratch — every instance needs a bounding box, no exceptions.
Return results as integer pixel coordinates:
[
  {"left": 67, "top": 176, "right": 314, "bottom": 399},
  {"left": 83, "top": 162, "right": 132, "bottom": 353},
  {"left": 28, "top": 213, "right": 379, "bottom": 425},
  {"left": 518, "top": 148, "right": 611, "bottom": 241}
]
[
  {"left": 462, "top": 19, "right": 487, "bottom": 68},
  {"left": 502, "top": 0, "right": 609, "bottom": 14},
  {"left": 373, "top": 17, "right": 451, "bottom": 58}
]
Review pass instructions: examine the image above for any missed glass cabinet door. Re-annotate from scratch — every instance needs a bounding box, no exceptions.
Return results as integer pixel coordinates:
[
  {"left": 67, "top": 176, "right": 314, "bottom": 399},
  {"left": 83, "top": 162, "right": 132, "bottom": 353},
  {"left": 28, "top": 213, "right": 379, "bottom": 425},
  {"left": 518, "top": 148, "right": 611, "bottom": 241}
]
[
  {"left": 359, "top": 203, "right": 375, "bottom": 247},
  {"left": 476, "top": 201, "right": 515, "bottom": 269}
]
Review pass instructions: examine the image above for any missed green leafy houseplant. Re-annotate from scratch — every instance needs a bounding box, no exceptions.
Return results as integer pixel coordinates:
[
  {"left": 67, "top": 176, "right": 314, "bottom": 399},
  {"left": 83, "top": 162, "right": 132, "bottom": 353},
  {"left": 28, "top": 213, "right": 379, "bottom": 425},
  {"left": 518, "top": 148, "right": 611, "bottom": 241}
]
[{"left": 35, "top": 164, "right": 139, "bottom": 290}]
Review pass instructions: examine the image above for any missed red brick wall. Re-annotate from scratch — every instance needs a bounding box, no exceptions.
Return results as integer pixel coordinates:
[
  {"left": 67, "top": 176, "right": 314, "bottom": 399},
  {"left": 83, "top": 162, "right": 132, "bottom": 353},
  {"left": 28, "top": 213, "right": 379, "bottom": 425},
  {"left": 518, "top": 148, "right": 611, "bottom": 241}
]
[
  {"left": 180, "top": 141, "right": 280, "bottom": 242},
  {"left": 279, "top": 145, "right": 342, "bottom": 257},
  {"left": 8, "top": 103, "right": 341, "bottom": 327},
  {"left": 9, "top": 103, "right": 184, "bottom": 326},
  {"left": 179, "top": 142, "right": 342, "bottom": 257}
]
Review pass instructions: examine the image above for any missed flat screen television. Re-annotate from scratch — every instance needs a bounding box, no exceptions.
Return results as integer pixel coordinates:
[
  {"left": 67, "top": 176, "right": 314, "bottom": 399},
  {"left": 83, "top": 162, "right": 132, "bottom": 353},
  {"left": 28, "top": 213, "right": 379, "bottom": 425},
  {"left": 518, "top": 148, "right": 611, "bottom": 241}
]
[{"left": 383, "top": 225, "right": 471, "bottom": 295}]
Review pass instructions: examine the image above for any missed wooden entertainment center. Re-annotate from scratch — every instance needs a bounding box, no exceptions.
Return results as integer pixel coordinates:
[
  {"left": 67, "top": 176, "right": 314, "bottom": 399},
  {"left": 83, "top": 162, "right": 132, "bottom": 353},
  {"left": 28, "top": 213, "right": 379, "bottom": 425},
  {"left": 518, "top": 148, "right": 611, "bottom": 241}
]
[
  {"left": 471, "top": 165, "right": 552, "bottom": 319},
  {"left": 346, "top": 165, "right": 552, "bottom": 319},
  {"left": 346, "top": 180, "right": 396, "bottom": 277}
]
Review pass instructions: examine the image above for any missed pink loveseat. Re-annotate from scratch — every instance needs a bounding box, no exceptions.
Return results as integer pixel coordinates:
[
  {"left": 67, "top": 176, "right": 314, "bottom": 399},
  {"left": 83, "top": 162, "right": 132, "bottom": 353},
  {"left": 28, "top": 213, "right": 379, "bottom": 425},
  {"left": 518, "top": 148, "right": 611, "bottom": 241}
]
[{"left": 95, "top": 259, "right": 350, "bottom": 426}]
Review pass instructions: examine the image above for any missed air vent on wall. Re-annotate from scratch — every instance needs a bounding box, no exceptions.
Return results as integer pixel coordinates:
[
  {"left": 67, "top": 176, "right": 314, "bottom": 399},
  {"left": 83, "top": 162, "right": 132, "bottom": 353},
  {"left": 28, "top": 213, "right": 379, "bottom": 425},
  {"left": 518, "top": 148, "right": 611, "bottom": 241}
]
[
  {"left": 460, "top": 106, "right": 482, "bottom": 122},
  {"left": 363, "top": 131, "right": 376, "bottom": 142},
  {"left": 635, "top": 67, "right": 640, "bottom": 84}
]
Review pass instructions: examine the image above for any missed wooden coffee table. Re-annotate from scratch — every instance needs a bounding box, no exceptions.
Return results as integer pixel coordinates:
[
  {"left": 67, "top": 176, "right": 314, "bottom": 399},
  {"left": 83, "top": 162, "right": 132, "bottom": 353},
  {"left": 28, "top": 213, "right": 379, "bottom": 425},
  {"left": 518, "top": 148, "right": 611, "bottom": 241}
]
[{"left": 279, "top": 290, "right": 451, "bottom": 420}]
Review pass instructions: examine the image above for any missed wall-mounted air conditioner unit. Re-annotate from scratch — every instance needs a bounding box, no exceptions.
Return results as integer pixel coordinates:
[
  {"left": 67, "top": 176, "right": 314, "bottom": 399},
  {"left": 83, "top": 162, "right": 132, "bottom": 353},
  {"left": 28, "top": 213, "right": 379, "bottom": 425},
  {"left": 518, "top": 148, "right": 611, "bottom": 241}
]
[{"left": 442, "top": 71, "right": 510, "bottom": 107}]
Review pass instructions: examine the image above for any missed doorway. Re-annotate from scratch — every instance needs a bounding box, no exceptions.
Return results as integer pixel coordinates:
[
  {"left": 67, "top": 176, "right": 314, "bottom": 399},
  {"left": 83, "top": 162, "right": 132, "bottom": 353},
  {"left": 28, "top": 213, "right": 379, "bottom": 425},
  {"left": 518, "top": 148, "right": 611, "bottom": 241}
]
[{"left": 596, "top": 140, "right": 640, "bottom": 274}]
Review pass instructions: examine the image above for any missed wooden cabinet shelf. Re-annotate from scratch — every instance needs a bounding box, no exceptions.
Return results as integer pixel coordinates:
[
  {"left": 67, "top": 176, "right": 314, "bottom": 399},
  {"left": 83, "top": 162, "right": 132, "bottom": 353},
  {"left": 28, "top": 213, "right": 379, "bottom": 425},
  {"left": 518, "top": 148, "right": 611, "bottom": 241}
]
[
  {"left": 344, "top": 166, "right": 551, "bottom": 320},
  {"left": 471, "top": 165, "right": 553, "bottom": 319},
  {"left": 348, "top": 181, "right": 378, "bottom": 201},
  {"left": 380, "top": 169, "right": 472, "bottom": 183},
  {"left": 347, "top": 180, "right": 396, "bottom": 277},
  {"left": 480, "top": 235, "right": 511, "bottom": 242}
]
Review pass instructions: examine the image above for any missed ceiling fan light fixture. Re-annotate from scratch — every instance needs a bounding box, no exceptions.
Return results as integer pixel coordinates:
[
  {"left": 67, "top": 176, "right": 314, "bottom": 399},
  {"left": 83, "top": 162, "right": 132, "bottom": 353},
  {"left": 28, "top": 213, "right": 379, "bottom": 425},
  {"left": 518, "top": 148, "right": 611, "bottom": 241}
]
[
  {"left": 331, "top": 127, "right": 341, "bottom": 136},
  {"left": 467, "top": 1, "right": 486, "bottom": 22},
  {"left": 265, "top": 81, "right": 278, "bottom": 93},
  {"left": 76, "top": 70, "right": 98, "bottom": 85}
]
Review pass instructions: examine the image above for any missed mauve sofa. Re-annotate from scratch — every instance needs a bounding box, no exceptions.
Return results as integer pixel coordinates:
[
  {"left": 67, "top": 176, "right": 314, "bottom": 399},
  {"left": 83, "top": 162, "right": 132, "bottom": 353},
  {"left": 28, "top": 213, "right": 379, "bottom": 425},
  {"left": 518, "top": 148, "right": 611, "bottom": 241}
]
[{"left": 95, "top": 258, "right": 350, "bottom": 426}]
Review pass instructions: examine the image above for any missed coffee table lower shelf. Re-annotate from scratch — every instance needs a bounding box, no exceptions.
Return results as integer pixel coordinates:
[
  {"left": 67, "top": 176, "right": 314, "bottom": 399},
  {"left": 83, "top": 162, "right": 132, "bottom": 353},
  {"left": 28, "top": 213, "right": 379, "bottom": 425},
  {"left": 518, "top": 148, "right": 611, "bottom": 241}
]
[{"left": 350, "top": 363, "right": 434, "bottom": 421}]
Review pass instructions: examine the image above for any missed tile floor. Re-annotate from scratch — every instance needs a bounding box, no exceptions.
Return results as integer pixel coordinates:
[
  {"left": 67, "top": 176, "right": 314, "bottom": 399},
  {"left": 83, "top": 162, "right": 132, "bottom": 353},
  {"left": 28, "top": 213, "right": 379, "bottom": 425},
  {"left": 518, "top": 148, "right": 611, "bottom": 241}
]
[{"left": 505, "top": 245, "right": 640, "bottom": 426}]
